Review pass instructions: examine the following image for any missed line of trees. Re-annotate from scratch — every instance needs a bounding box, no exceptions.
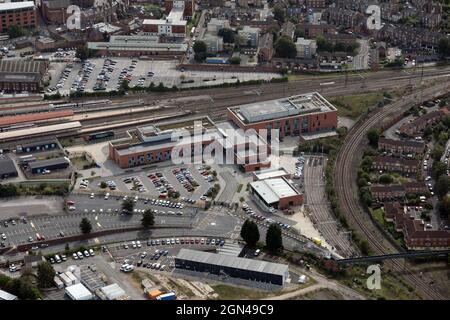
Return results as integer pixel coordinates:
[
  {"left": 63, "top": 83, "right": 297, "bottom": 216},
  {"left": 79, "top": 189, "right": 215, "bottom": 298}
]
[{"left": 240, "top": 219, "right": 283, "bottom": 252}]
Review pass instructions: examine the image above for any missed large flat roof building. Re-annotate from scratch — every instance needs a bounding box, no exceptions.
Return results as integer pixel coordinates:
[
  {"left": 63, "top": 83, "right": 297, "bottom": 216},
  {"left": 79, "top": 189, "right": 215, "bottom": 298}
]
[
  {"left": 250, "top": 177, "right": 303, "bottom": 209},
  {"left": 87, "top": 36, "right": 187, "bottom": 59},
  {"left": 175, "top": 248, "right": 289, "bottom": 286},
  {"left": 227, "top": 92, "right": 338, "bottom": 138}
]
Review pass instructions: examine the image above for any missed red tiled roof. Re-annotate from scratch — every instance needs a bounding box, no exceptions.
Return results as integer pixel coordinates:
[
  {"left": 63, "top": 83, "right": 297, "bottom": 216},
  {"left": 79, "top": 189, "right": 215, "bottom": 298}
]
[{"left": 0, "top": 110, "right": 74, "bottom": 126}]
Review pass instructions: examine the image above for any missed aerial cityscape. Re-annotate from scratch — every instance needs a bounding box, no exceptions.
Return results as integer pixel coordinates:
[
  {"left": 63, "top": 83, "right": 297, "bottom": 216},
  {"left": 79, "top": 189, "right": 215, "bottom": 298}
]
[{"left": 0, "top": 0, "right": 449, "bottom": 305}]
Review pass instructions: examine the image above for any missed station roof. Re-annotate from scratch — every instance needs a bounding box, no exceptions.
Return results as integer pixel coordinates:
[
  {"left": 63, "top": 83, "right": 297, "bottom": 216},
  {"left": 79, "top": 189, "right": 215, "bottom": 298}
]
[
  {"left": 0, "top": 110, "right": 74, "bottom": 127},
  {"left": 0, "top": 121, "right": 81, "bottom": 141},
  {"left": 176, "top": 249, "right": 289, "bottom": 276}
]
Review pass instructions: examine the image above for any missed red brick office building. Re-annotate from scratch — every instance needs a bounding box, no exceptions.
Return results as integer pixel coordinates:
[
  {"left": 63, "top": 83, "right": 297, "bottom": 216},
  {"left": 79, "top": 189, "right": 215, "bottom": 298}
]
[
  {"left": 227, "top": 92, "right": 338, "bottom": 139},
  {"left": 0, "top": 1, "right": 37, "bottom": 33}
]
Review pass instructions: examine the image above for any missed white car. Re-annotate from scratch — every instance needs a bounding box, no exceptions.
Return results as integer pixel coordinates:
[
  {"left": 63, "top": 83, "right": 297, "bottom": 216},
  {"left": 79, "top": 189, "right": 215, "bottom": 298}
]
[
  {"left": 89, "top": 249, "right": 95, "bottom": 256},
  {"left": 136, "top": 241, "right": 142, "bottom": 248},
  {"left": 132, "top": 241, "right": 137, "bottom": 249},
  {"left": 73, "top": 253, "right": 78, "bottom": 260}
]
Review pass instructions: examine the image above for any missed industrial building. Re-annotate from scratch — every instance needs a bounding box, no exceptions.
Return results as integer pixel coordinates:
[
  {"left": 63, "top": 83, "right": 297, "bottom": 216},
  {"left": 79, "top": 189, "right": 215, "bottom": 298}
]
[
  {"left": 87, "top": 35, "right": 187, "bottom": 59},
  {"left": 227, "top": 92, "right": 338, "bottom": 139},
  {"left": 175, "top": 249, "right": 289, "bottom": 286},
  {"left": 29, "top": 157, "right": 70, "bottom": 174},
  {"left": 0, "top": 155, "right": 18, "bottom": 179},
  {"left": 0, "top": 1, "right": 37, "bottom": 33},
  {"left": 16, "top": 139, "right": 59, "bottom": 153},
  {"left": 0, "top": 60, "right": 48, "bottom": 93},
  {"left": 249, "top": 177, "right": 303, "bottom": 209},
  {"left": 65, "top": 283, "right": 93, "bottom": 300}
]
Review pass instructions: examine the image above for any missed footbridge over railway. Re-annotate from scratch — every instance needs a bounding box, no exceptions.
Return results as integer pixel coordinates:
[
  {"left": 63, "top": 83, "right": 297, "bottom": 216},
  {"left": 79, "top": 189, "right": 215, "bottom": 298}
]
[{"left": 336, "top": 249, "right": 450, "bottom": 265}]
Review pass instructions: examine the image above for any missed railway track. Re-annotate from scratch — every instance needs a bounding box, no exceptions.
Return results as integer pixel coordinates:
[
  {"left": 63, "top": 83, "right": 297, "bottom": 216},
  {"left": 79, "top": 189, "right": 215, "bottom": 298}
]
[
  {"left": 304, "top": 156, "right": 357, "bottom": 258},
  {"left": 335, "top": 82, "right": 450, "bottom": 300}
]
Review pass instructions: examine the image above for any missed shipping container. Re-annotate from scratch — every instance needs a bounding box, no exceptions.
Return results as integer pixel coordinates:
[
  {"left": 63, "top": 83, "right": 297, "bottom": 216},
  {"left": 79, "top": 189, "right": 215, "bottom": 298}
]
[
  {"left": 54, "top": 276, "right": 64, "bottom": 289},
  {"left": 58, "top": 273, "right": 72, "bottom": 287},
  {"left": 148, "top": 289, "right": 163, "bottom": 299},
  {"left": 156, "top": 292, "right": 176, "bottom": 300}
]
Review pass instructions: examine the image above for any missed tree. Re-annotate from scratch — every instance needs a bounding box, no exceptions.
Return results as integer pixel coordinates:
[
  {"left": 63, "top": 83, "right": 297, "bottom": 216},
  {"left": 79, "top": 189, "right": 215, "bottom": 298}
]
[
  {"left": 65, "top": 243, "right": 70, "bottom": 252},
  {"left": 367, "top": 129, "right": 380, "bottom": 147},
  {"left": 218, "top": 28, "right": 235, "bottom": 43},
  {"left": 273, "top": 4, "right": 286, "bottom": 23},
  {"left": 379, "top": 174, "right": 393, "bottom": 184},
  {"left": 193, "top": 41, "right": 207, "bottom": 62},
  {"left": 99, "top": 181, "right": 107, "bottom": 189},
  {"left": 438, "top": 38, "right": 450, "bottom": 57},
  {"left": 37, "top": 262, "right": 55, "bottom": 288},
  {"left": 8, "top": 25, "right": 25, "bottom": 39},
  {"left": 441, "top": 194, "right": 450, "bottom": 220},
  {"left": 431, "top": 144, "right": 444, "bottom": 161},
  {"left": 141, "top": 209, "right": 155, "bottom": 228},
  {"left": 0, "top": 184, "right": 18, "bottom": 198},
  {"left": 229, "top": 57, "right": 241, "bottom": 65},
  {"left": 435, "top": 175, "right": 450, "bottom": 199},
  {"left": 274, "top": 36, "right": 297, "bottom": 59},
  {"left": 79, "top": 218, "right": 92, "bottom": 234},
  {"left": 76, "top": 45, "right": 89, "bottom": 61},
  {"left": 240, "top": 219, "right": 260, "bottom": 246},
  {"left": 432, "top": 161, "right": 447, "bottom": 179},
  {"left": 122, "top": 198, "right": 134, "bottom": 213},
  {"left": 266, "top": 223, "right": 283, "bottom": 252},
  {"left": 120, "top": 80, "right": 130, "bottom": 92}
]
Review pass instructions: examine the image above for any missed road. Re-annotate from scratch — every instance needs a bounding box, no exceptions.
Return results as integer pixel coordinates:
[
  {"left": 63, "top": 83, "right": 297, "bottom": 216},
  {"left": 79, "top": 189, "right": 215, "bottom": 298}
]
[{"left": 334, "top": 82, "right": 450, "bottom": 300}]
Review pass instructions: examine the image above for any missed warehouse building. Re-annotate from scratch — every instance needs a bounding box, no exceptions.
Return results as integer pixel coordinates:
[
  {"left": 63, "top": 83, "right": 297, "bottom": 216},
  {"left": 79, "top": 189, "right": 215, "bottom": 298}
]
[
  {"left": 29, "top": 157, "right": 70, "bottom": 174},
  {"left": 0, "top": 60, "right": 48, "bottom": 92},
  {"left": 0, "top": 155, "right": 18, "bottom": 179},
  {"left": 249, "top": 177, "right": 303, "bottom": 209},
  {"left": 227, "top": 92, "right": 338, "bottom": 139},
  {"left": 65, "top": 283, "right": 93, "bottom": 300},
  {"left": 175, "top": 249, "right": 289, "bottom": 286},
  {"left": 17, "top": 139, "right": 59, "bottom": 153}
]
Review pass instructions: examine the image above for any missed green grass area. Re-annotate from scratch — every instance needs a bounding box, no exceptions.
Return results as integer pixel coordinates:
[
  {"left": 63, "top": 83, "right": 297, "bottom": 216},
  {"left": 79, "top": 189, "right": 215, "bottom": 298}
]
[
  {"left": 236, "top": 184, "right": 243, "bottom": 193},
  {"left": 70, "top": 155, "right": 96, "bottom": 170},
  {"left": 329, "top": 92, "right": 386, "bottom": 119},
  {"left": 211, "top": 284, "right": 274, "bottom": 300},
  {"left": 59, "top": 137, "right": 78, "bottom": 148},
  {"left": 337, "top": 265, "right": 421, "bottom": 300},
  {"left": 369, "top": 208, "right": 405, "bottom": 248}
]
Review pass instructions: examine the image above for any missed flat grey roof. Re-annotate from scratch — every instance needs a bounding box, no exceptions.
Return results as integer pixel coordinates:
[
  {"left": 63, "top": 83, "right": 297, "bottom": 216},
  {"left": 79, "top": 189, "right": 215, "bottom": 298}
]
[
  {"left": 176, "top": 248, "right": 289, "bottom": 277},
  {"left": 0, "top": 289, "right": 18, "bottom": 300},
  {"left": 250, "top": 177, "right": 299, "bottom": 204},
  {"left": 0, "top": 156, "right": 18, "bottom": 176},
  {"left": 29, "top": 157, "right": 69, "bottom": 169},
  {"left": 19, "top": 139, "right": 58, "bottom": 149},
  {"left": 233, "top": 92, "right": 336, "bottom": 123},
  {"left": 254, "top": 168, "right": 289, "bottom": 180}
]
